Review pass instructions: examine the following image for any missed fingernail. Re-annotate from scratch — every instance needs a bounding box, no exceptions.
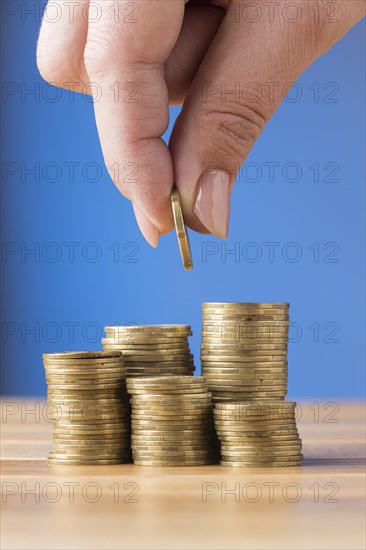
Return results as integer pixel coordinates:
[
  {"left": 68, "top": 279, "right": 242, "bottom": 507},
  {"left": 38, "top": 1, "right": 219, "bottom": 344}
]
[
  {"left": 132, "top": 203, "right": 159, "bottom": 248},
  {"left": 193, "top": 170, "right": 230, "bottom": 240}
]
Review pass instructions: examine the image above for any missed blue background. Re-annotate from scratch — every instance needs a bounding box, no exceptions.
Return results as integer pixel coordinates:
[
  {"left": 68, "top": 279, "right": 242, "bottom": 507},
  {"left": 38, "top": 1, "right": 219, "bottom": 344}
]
[{"left": 1, "top": 2, "right": 365, "bottom": 397}]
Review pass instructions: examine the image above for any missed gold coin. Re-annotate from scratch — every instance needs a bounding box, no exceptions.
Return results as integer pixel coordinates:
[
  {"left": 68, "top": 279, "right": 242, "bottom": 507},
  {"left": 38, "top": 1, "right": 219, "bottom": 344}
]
[
  {"left": 131, "top": 406, "right": 210, "bottom": 414},
  {"left": 132, "top": 402, "right": 212, "bottom": 411},
  {"left": 47, "top": 385, "right": 125, "bottom": 392},
  {"left": 221, "top": 437, "right": 301, "bottom": 445},
  {"left": 202, "top": 368, "right": 287, "bottom": 374},
  {"left": 43, "top": 351, "right": 121, "bottom": 360},
  {"left": 103, "top": 350, "right": 191, "bottom": 360},
  {"left": 206, "top": 376, "right": 287, "bottom": 383},
  {"left": 52, "top": 443, "right": 128, "bottom": 452},
  {"left": 216, "top": 430, "right": 298, "bottom": 438},
  {"left": 171, "top": 186, "right": 193, "bottom": 270},
  {"left": 204, "top": 373, "right": 287, "bottom": 380},
  {"left": 221, "top": 454, "right": 302, "bottom": 461},
  {"left": 126, "top": 362, "right": 194, "bottom": 369},
  {"left": 132, "top": 422, "right": 210, "bottom": 429},
  {"left": 209, "top": 388, "right": 287, "bottom": 395},
  {"left": 202, "top": 346, "right": 288, "bottom": 354},
  {"left": 133, "top": 459, "right": 213, "bottom": 466},
  {"left": 105, "top": 324, "right": 191, "bottom": 332},
  {"left": 131, "top": 425, "right": 209, "bottom": 432},
  {"left": 131, "top": 433, "right": 211, "bottom": 441},
  {"left": 127, "top": 376, "right": 204, "bottom": 387},
  {"left": 214, "top": 415, "right": 295, "bottom": 424},
  {"left": 123, "top": 355, "right": 193, "bottom": 362},
  {"left": 129, "top": 385, "right": 208, "bottom": 393},
  {"left": 126, "top": 368, "right": 194, "bottom": 374},
  {"left": 220, "top": 460, "right": 301, "bottom": 467},
  {"left": 128, "top": 375, "right": 205, "bottom": 384},
  {"left": 220, "top": 452, "right": 303, "bottom": 461},
  {"left": 46, "top": 373, "right": 125, "bottom": 380},
  {"left": 44, "top": 358, "right": 125, "bottom": 367},
  {"left": 46, "top": 380, "right": 126, "bottom": 386},
  {"left": 213, "top": 398, "right": 287, "bottom": 404},
  {"left": 52, "top": 411, "right": 128, "bottom": 421},
  {"left": 131, "top": 445, "right": 210, "bottom": 452},
  {"left": 201, "top": 339, "right": 288, "bottom": 352},
  {"left": 128, "top": 376, "right": 196, "bottom": 381},
  {"left": 222, "top": 441, "right": 301, "bottom": 449},
  {"left": 45, "top": 367, "right": 125, "bottom": 375},
  {"left": 215, "top": 416, "right": 296, "bottom": 424},
  {"left": 220, "top": 446, "right": 301, "bottom": 454},
  {"left": 104, "top": 335, "right": 191, "bottom": 343},
  {"left": 202, "top": 320, "right": 290, "bottom": 329},
  {"left": 49, "top": 454, "right": 129, "bottom": 461},
  {"left": 201, "top": 355, "right": 287, "bottom": 363},
  {"left": 215, "top": 400, "right": 296, "bottom": 409},
  {"left": 53, "top": 422, "right": 130, "bottom": 434},
  {"left": 132, "top": 452, "right": 212, "bottom": 461},
  {"left": 102, "top": 341, "right": 190, "bottom": 350},
  {"left": 54, "top": 402, "right": 127, "bottom": 411},
  {"left": 202, "top": 337, "right": 288, "bottom": 344},
  {"left": 202, "top": 328, "right": 290, "bottom": 336},
  {"left": 202, "top": 349, "right": 288, "bottom": 356},
  {"left": 212, "top": 389, "right": 286, "bottom": 395},
  {"left": 129, "top": 391, "right": 209, "bottom": 398},
  {"left": 214, "top": 402, "right": 294, "bottom": 410},
  {"left": 202, "top": 366, "right": 287, "bottom": 373},
  {"left": 203, "top": 315, "right": 289, "bottom": 323},
  {"left": 203, "top": 302, "right": 289, "bottom": 308},
  {"left": 49, "top": 449, "right": 130, "bottom": 457},
  {"left": 48, "top": 457, "right": 129, "bottom": 465},
  {"left": 131, "top": 393, "right": 211, "bottom": 401},
  {"left": 47, "top": 392, "right": 125, "bottom": 399},
  {"left": 203, "top": 309, "right": 289, "bottom": 316},
  {"left": 215, "top": 421, "right": 297, "bottom": 438}
]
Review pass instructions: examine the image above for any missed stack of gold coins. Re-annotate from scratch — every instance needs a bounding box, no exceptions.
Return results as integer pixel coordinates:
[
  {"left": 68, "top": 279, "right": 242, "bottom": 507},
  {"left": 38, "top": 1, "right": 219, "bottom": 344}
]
[
  {"left": 44, "top": 351, "right": 130, "bottom": 465},
  {"left": 127, "top": 376, "right": 214, "bottom": 466},
  {"left": 102, "top": 325, "right": 195, "bottom": 377},
  {"left": 214, "top": 401, "right": 302, "bottom": 467},
  {"left": 201, "top": 303, "right": 289, "bottom": 402}
]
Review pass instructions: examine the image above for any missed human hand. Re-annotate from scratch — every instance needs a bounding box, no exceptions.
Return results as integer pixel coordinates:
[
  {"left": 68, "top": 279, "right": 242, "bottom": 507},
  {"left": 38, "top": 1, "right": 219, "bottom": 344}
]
[{"left": 37, "top": 0, "right": 365, "bottom": 246}]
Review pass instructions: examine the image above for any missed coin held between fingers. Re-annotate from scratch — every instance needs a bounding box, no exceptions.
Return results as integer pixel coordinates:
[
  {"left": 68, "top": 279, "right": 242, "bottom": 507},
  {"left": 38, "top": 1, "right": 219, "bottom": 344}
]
[{"left": 171, "top": 186, "right": 193, "bottom": 270}]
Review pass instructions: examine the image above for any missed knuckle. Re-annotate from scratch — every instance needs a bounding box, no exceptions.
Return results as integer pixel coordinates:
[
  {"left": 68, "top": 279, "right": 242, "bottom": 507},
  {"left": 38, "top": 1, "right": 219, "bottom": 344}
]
[
  {"left": 84, "top": 27, "right": 121, "bottom": 77},
  {"left": 197, "top": 105, "right": 267, "bottom": 160},
  {"left": 37, "top": 41, "right": 83, "bottom": 87}
]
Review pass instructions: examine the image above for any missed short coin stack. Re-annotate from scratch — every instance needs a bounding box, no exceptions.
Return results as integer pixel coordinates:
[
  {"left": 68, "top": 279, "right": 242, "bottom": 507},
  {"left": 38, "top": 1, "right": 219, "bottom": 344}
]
[
  {"left": 44, "top": 351, "right": 130, "bottom": 465},
  {"left": 127, "top": 376, "right": 214, "bottom": 466},
  {"left": 102, "top": 325, "right": 194, "bottom": 378},
  {"left": 201, "top": 303, "right": 289, "bottom": 402},
  {"left": 214, "top": 401, "right": 302, "bottom": 467}
]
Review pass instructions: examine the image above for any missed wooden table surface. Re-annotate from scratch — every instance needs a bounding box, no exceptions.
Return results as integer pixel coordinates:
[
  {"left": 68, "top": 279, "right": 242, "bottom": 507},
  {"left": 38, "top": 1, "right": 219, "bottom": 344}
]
[{"left": 1, "top": 399, "right": 365, "bottom": 550}]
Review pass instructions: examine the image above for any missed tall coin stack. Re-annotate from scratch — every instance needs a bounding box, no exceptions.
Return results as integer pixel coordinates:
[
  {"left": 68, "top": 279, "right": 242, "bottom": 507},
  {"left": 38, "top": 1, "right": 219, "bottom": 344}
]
[
  {"left": 127, "top": 376, "right": 214, "bottom": 466},
  {"left": 102, "top": 325, "right": 194, "bottom": 377},
  {"left": 214, "top": 401, "right": 302, "bottom": 467},
  {"left": 44, "top": 352, "right": 130, "bottom": 465},
  {"left": 201, "top": 303, "right": 289, "bottom": 402}
]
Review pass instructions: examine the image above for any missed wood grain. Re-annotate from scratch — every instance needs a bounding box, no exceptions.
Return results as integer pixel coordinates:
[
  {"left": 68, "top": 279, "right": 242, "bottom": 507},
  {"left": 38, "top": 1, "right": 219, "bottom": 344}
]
[{"left": 1, "top": 399, "right": 365, "bottom": 550}]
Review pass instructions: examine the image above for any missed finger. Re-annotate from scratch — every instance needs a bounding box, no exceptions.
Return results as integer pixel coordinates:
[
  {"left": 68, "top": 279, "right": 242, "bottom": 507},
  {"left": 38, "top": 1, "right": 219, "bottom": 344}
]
[
  {"left": 37, "top": 0, "right": 89, "bottom": 92},
  {"left": 37, "top": 0, "right": 224, "bottom": 105},
  {"left": 166, "top": 3, "right": 225, "bottom": 105},
  {"left": 83, "top": 0, "right": 186, "bottom": 240},
  {"left": 170, "top": 0, "right": 365, "bottom": 238}
]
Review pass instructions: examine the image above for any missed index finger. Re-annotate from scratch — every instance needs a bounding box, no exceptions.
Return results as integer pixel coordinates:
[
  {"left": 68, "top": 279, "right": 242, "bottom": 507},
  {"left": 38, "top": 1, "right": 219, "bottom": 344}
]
[{"left": 84, "top": 0, "right": 186, "bottom": 239}]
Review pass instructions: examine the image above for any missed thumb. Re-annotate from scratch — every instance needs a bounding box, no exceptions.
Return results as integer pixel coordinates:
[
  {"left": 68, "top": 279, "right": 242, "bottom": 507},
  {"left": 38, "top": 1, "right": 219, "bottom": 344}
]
[{"left": 169, "top": 1, "right": 362, "bottom": 239}]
